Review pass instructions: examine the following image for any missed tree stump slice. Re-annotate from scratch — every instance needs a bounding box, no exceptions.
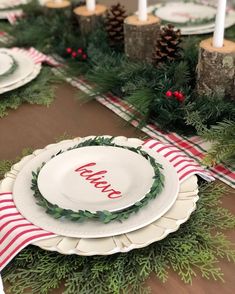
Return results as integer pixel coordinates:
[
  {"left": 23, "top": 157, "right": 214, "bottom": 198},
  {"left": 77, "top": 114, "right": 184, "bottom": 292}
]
[
  {"left": 44, "top": 1, "right": 71, "bottom": 15},
  {"left": 124, "top": 15, "right": 161, "bottom": 62},
  {"left": 45, "top": 1, "right": 71, "bottom": 9},
  {"left": 197, "top": 38, "right": 235, "bottom": 99},
  {"left": 73, "top": 4, "right": 107, "bottom": 36}
]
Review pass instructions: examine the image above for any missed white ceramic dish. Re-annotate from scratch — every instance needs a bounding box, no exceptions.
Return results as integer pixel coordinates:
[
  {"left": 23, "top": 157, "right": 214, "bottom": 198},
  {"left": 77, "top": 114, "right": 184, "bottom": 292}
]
[
  {"left": 1, "top": 137, "right": 199, "bottom": 255},
  {"left": 12, "top": 136, "right": 180, "bottom": 239},
  {"left": 0, "top": 50, "right": 14, "bottom": 76},
  {"left": 155, "top": 2, "right": 216, "bottom": 24},
  {"left": 38, "top": 146, "right": 155, "bottom": 213},
  {"left": 0, "top": 0, "right": 28, "bottom": 9},
  {"left": 145, "top": 3, "right": 235, "bottom": 35},
  {"left": 0, "top": 62, "right": 41, "bottom": 94},
  {"left": 0, "top": 49, "right": 34, "bottom": 89},
  {"left": 0, "top": 9, "right": 22, "bottom": 20}
]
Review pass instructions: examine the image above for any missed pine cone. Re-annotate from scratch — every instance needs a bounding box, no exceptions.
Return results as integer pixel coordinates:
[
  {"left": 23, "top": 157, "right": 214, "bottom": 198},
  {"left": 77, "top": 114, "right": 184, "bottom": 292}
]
[
  {"left": 152, "top": 24, "right": 182, "bottom": 65},
  {"left": 105, "top": 3, "right": 127, "bottom": 47}
]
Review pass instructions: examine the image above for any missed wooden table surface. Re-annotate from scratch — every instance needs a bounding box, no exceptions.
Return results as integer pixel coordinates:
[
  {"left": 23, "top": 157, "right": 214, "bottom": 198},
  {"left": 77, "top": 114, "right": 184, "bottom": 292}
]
[{"left": 1, "top": 1, "right": 235, "bottom": 293}]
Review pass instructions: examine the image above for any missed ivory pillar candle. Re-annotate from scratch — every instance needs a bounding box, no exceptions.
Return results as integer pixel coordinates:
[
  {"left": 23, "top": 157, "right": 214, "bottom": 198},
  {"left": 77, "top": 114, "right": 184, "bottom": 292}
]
[
  {"left": 212, "top": 0, "right": 227, "bottom": 48},
  {"left": 86, "top": 0, "right": 95, "bottom": 12},
  {"left": 138, "top": 0, "right": 148, "bottom": 21}
]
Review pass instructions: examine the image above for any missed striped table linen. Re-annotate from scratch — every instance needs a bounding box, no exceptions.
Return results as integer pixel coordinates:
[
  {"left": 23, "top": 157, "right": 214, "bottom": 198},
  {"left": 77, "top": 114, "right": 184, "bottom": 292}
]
[
  {"left": 55, "top": 74, "right": 235, "bottom": 188},
  {"left": 0, "top": 140, "right": 214, "bottom": 272}
]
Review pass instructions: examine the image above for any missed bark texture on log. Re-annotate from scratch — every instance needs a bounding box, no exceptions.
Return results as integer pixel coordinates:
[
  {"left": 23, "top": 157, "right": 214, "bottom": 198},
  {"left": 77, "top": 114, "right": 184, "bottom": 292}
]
[
  {"left": 73, "top": 5, "right": 107, "bottom": 36},
  {"left": 197, "top": 38, "right": 235, "bottom": 99},
  {"left": 124, "top": 15, "right": 160, "bottom": 62}
]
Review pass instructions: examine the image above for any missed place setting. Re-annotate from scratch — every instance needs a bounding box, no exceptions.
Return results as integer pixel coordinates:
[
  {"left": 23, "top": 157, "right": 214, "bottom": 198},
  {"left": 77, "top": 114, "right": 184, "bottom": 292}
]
[
  {"left": 0, "top": 135, "right": 213, "bottom": 268},
  {"left": 0, "top": 0, "right": 28, "bottom": 23},
  {"left": 0, "top": 47, "right": 60, "bottom": 95},
  {"left": 146, "top": 1, "right": 235, "bottom": 35}
]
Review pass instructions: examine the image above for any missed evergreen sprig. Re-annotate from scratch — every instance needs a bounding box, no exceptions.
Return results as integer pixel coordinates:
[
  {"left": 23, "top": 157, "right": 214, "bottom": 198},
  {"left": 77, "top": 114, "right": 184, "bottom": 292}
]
[
  {"left": 201, "top": 120, "right": 235, "bottom": 166},
  {"left": 31, "top": 137, "right": 164, "bottom": 223},
  {"left": 0, "top": 68, "right": 60, "bottom": 117}
]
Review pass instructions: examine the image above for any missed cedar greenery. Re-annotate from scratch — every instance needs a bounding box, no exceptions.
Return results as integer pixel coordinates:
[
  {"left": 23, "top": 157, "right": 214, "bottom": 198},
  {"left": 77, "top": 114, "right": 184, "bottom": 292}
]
[
  {"left": 201, "top": 120, "right": 235, "bottom": 166},
  {"left": 2, "top": 180, "right": 235, "bottom": 294},
  {"left": 0, "top": 68, "right": 60, "bottom": 117},
  {"left": 31, "top": 137, "right": 164, "bottom": 223}
]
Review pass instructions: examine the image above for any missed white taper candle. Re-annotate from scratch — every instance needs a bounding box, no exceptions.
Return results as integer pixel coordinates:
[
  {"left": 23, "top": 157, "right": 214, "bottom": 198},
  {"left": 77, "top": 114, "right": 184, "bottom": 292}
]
[
  {"left": 138, "top": 0, "right": 148, "bottom": 21},
  {"left": 86, "top": 0, "right": 96, "bottom": 12},
  {"left": 212, "top": 0, "right": 227, "bottom": 48}
]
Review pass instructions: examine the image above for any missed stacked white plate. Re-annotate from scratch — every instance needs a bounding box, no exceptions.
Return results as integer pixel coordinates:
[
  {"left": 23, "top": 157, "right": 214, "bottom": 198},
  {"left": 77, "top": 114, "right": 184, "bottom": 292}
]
[
  {"left": 0, "top": 0, "right": 29, "bottom": 9},
  {"left": 2, "top": 136, "right": 200, "bottom": 256},
  {"left": 0, "top": 48, "right": 41, "bottom": 94},
  {"left": 146, "top": 2, "right": 235, "bottom": 35}
]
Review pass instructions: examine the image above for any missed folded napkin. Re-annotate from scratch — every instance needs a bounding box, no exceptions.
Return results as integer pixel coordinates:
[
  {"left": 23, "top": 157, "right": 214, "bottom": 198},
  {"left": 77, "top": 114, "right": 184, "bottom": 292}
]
[
  {"left": 0, "top": 139, "right": 214, "bottom": 271},
  {"left": 6, "top": 10, "right": 24, "bottom": 25},
  {"left": 11, "top": 47, "right": 60, "bottom": 67}
]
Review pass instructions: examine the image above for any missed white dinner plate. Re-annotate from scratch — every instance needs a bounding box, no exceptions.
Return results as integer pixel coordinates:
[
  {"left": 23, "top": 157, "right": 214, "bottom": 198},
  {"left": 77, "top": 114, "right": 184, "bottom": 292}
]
[
  {"left": 0, "top": 0, "right": 29, "bottom": 9},
  {"left": 38, "top": 146, "right": 155, "bottom": 213},
  {"left": 155, "top": 2, "right": 216, "bottom": 24},
  {"left": 13, "top": 136, "right": 180, "bottom": 239},
  {"left": 0, "top": 49, "right": 34, "bottom": 89},
  {"left": 0, "top": 51, "right": 14, "bottom": 76},
  {"left": 0, "top": 9, "right": 22, "bottom": 20},
  {"left": 0, "top": 61, "right": 41, "bottom": 94},
  {"left": 145, "top": 3, "right": 235, "bottom": 35}
]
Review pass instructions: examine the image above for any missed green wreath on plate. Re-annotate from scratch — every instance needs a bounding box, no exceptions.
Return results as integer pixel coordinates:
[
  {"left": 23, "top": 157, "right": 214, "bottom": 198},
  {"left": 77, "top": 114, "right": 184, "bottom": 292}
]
[{"left": 31, "top": 137, "right": 165, "bottom": 224}]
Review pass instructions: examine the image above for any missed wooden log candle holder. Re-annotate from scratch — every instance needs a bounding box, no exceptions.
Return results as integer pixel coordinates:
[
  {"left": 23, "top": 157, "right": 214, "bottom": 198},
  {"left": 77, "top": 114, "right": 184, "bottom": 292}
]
[
  {"left": 44, "top": 1, "right": 71, "bottom": 12},
  {"left": 124, "top": 15, "right": 160, "bottom": 62},
  {"left": 197, "top": 38, "right": 235, "bottom": 99},
  {"left": 73, "top": 4, "right": 107, "bottom": 36}
]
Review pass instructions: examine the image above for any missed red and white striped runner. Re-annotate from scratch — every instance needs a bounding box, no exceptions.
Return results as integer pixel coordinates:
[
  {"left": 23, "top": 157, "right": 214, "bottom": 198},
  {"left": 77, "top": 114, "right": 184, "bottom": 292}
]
[{"left": 0, "top": 140, "right": 213, "bottom": 272}]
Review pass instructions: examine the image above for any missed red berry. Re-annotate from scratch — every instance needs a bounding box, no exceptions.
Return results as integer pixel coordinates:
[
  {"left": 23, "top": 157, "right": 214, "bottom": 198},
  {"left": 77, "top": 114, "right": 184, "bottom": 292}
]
[
  {"left": 82, "top": 53, "right": 87, "bottom": 60},
  {"left": 72, "top": 52, "right": 77, "bottom": 58},
  {"left": 166, "top": 90, "right": 172, "bottom": 97},
  {"left": 77, "top": 48, "right": 83, "bottom": 54},
  {"left": 177, "top": 93, "right": 185, "bottom": 102},
  {"left": 173, "top": 91, "right": 179, "bottom": 97},
  {"left": 66, "top": 47, "right": 72, "bottom": 54}
]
